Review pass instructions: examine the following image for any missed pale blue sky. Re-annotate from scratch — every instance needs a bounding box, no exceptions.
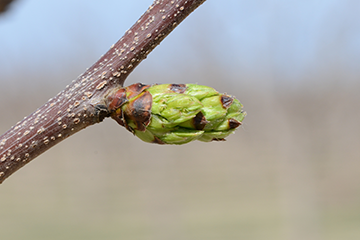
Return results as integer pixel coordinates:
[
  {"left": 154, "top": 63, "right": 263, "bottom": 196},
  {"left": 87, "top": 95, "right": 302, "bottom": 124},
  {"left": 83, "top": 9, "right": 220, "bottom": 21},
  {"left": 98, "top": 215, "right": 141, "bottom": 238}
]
[{"left": 0, "top": 0, "right": 359, "bottom": 87}]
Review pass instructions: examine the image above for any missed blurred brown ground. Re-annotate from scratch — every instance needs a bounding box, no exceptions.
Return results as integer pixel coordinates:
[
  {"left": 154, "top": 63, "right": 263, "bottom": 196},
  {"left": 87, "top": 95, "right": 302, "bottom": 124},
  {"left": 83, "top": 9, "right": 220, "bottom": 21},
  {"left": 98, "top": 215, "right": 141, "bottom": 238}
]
[
  {"left": 1, "top": 65, "right": 359, "bottom": 240},
  {"left": 1, "top": 1, "right": 360, "bottom": 240}
]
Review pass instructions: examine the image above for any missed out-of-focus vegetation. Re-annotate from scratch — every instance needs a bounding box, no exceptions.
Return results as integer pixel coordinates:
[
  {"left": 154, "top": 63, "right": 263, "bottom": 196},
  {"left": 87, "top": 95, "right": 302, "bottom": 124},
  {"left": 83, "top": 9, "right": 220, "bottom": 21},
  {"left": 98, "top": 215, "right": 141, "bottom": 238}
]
[{"left": 1, "top": 1, "right": 360, "bottom": 239}]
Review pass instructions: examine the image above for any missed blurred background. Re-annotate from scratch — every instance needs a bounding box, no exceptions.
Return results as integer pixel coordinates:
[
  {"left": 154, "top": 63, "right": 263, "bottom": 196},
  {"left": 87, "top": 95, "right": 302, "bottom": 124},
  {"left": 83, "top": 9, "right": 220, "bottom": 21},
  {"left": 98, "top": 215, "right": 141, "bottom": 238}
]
[{"left": 1, "top": 0, "right": 360, "bottom": 239}]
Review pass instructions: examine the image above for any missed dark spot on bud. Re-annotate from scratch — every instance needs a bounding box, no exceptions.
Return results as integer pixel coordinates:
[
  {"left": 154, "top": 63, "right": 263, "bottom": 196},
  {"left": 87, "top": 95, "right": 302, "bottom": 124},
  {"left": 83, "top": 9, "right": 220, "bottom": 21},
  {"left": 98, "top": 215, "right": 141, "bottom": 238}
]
[
  {"left": 125, "top": 91, "right": 152, "bottom": 132},
  {"left": 220, "top": 95, "right": 234, "bottom": 109},
  {"left": 170, "top": 84, "right": 187, "bottom": 93},
  {"left": 193, "top": 112, "right": 208, "bottom": 130},
  {"left": 108, "top": 88, "right": 127, "bottom": 111},
  {"left": 126, "top": 83, "right": 151, "bottom": 99},
  {"left": 211, "top": 138, "right": 226, "bottom": 142},
  {"left": 228, "top": 119, "right": 242, "bottom": 129},
  {"left": 152, "top": 136, "right": 165, "bottom": 144}
]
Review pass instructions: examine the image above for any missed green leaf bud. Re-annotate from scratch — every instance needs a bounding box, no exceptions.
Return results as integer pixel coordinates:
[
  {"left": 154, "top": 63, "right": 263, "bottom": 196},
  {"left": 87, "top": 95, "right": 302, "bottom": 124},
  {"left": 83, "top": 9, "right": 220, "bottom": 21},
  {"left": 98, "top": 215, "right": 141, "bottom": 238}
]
[{"left": 107, "top": 83, "right": 246, "bottom": 145}]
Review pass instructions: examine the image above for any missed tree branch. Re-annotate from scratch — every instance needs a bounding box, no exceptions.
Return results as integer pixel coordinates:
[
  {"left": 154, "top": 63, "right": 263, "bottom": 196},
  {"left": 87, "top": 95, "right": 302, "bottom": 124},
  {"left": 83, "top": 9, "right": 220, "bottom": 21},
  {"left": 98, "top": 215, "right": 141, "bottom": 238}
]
[
  {"left": 0, "top": 0, "right": 14, "bottom": 13},
  {"left": 0, "top": 0, "right": 206, "bottom": 183}
]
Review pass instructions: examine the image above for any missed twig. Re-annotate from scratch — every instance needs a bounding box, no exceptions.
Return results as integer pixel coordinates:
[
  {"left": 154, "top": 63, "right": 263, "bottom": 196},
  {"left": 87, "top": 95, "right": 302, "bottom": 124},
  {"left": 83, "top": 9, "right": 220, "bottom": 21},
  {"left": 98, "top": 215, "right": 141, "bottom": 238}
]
[{"left": 0, "top": 0, "right": 206, "bottom": 183}]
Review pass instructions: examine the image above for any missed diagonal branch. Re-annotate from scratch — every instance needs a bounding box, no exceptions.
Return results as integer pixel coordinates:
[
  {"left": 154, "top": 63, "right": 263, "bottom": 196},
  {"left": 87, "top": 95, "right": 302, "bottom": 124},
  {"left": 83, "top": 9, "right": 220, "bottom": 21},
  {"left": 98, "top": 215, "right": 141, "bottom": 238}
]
[
  {"left": 0, "top": 0, "right": 14, "bottom": 13},
  {"left": 0, "top": 0, "right": 206, "bottom": 184}
]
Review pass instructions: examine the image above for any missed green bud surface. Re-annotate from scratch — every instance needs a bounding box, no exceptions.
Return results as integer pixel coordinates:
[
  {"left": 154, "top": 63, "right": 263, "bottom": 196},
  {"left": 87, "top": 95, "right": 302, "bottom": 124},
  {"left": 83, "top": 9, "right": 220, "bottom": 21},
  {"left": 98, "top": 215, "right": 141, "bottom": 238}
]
[{"left": 108, "top": 83, "right": 246, "bottom": 145}]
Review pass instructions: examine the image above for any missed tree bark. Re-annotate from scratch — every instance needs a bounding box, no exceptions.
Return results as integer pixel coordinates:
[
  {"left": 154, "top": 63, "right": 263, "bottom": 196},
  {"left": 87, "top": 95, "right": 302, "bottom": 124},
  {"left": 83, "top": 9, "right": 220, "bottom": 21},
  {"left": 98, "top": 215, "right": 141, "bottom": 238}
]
[{"left": 0, "top": 0, "right": 206, "bottom": 183}]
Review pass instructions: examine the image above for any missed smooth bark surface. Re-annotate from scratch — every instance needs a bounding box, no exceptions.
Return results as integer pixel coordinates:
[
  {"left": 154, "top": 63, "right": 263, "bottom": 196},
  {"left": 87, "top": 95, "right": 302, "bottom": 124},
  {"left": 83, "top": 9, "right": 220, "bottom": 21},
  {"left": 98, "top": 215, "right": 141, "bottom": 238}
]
[{"left": 0, "top": 0, "right": 206, "bottom": 183}]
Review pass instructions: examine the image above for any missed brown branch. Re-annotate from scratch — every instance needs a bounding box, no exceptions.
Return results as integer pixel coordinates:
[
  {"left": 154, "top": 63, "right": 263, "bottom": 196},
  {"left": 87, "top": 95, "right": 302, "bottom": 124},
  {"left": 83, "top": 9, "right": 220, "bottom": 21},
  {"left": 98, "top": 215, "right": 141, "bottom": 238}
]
[
  {"left": 0, "top": 0, "right": 206, "bottom": 184},
  {"left": 0, "top": 0, "right": 14, "bottom": 13}
]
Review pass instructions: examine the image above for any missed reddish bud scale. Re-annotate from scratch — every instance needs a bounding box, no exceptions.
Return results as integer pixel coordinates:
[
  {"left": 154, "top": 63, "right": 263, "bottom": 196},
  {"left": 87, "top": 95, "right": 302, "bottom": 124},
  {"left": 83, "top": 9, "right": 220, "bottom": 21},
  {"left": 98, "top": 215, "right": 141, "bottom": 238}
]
[
  {"left": 123, "top": 91, "right": 152, "bottom": 132},
  {"left": 126, "top": 83, "right": 151, "bottom": 99},
  {"left": 107, "top": 88, "right": 127, "bottom": 112},
  {"left": 107, "top": 83, "right": 152, "bottom": 133}
]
